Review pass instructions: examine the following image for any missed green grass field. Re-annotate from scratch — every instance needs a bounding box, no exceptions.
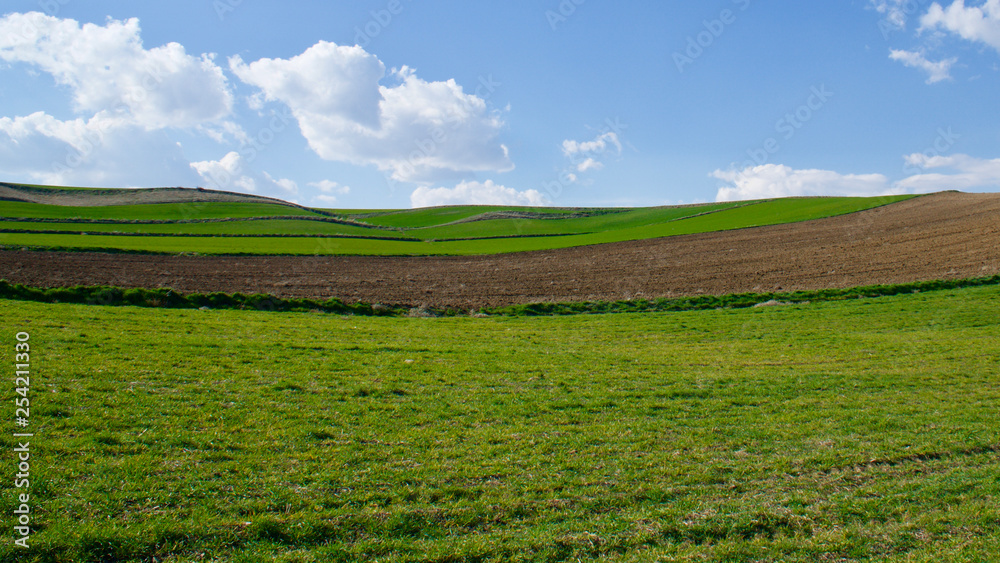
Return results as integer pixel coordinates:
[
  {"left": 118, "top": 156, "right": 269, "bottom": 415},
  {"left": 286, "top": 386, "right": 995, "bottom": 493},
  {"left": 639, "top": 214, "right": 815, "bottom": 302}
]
[
  {"left": 0, "top": 195, "right": 915, "bottom": 256},
  {"left": 0, "top": 220, "right": 418, "bottom": 239},
  {"left": 0, "top": 201, "right": 329, "bottom": 221},
  {"left": 1, "top": 283, "right": 998, "bottom": 562},
  {"left": 354, "top": 205, "right": 585, "bottom": 229}
]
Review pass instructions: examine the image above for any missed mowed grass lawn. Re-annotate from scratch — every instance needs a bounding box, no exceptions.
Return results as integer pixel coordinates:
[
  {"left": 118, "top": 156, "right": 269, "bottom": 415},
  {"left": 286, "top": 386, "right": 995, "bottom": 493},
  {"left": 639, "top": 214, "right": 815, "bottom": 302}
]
[{"left": 1, "top": 284, "right": 999, "bottom": 562}]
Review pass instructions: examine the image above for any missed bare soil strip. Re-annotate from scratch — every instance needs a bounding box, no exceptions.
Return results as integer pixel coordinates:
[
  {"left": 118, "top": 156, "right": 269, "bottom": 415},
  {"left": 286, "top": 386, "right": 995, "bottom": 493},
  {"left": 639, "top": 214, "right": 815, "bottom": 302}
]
[
  {"left": 2, "top": 192, "right": 997, "bottom": 309},
  {"left": 0, "top": 182, "right": 316, "bottom": 211}
]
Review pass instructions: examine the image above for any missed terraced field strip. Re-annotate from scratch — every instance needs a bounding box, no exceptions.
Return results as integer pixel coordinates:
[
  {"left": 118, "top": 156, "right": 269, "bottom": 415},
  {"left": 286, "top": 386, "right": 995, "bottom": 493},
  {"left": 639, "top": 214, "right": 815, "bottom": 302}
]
[
  {"left": 0, "top": 195, "right": 915, "bottom": 255},
  {"left": 411, "top": 202, "right": 746, "bottom": 239},
  {"left": 0, "top": 204, "right": 733, "bottom": 241},
  {"left": 0, "top": 200, "right": 329, "bottom": 221},
  {"left": 0, "top": 220, "right": 418, "bottom": 239},
  {"left": 5, "top": 191, "right": 993, "bottom": 308},
  {"left": 351, "top": 205, "right": 597, "bottom": 228},
  {"left": 0, "top": 232, "right": 416, "bottom": 255}
]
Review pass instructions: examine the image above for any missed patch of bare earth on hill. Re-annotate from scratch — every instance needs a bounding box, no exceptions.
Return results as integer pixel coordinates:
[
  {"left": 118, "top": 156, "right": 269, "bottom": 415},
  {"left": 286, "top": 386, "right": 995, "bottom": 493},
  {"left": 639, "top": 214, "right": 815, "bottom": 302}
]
[
  {"left": 0, "top": 183, "right": 307, "bottom": 209},
  {"left": 1, "top": 192, "right": 998, "bottom": 309}
]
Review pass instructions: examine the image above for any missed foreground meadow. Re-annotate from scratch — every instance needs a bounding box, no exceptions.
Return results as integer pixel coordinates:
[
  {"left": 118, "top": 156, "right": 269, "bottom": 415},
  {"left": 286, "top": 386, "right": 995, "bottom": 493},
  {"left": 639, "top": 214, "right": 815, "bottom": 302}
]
[{"left": 1, "top": 284, "right": 999, "bottom": 562}]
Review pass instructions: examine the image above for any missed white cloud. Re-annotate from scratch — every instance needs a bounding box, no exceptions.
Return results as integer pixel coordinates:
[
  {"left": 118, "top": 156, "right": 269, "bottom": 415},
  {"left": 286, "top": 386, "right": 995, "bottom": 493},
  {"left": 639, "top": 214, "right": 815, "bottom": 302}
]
[
  {"left": 264, "top": 172, "right": 298, "bottom": 195},
  {"left": 198, "top": 120, "right": 249, "bottom": 145},
  {"left": 872, "top": 0, "right": 913, "bottom": 28},
  {"left": 896, "top": 153, "right": 1000, "bottom": 191},
  {"left": 0, "top": 12, "right": 233, "bottom": 129},
  {"left": 410, "top": 180, "right": 549, "bottom": 208},
  {"left": 577, "top": 158, "right": 604, "bottom": 172},
  {"left": 713, "top": 155, "right": 1000, "bottom": 201},
  {"left": 230, "top": 41, "right": 513, "bottom": 184},
  {"left": 309, "top": 180, "right": 350, "bottom": 195},
  {"left": 307, "top": 180, "right": 350, "bottom": 206},
  {"left": 562, "top": 132, "right": 621, "bottom": 158},
  {"left": 190, "top": 152, "right": 257, "bottom": 193},
  {"left": 191, "top": 151, "right": 298, "bottom": 198},
  {"left": 0, "top": 111, "right": 202, "bottom": 187},
  {"left": 920, "top": 0, "right": 1000, "bottom": 52},
  {"left": 712, "top": 164, "right": 896, "bottom": 201},
  {"left": 0, "top": 12, "right": 248, "bottom": 190},
  {"left": 561, "top": 131, "right": 621, "bottom": 175},
  {"left": 230, "top": 42, "right": 384, "bottom": 130},
  {"left": 889, "top": 49, "right": 958, "bottom": 83}
]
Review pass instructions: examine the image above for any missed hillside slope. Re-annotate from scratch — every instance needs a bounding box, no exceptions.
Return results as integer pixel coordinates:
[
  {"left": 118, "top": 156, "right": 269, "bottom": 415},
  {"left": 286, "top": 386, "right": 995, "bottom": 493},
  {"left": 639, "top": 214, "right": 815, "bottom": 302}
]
[
  {"left": 0, "top": 182, "right": 310, "bottom": 209},
  {"left": 1, "top": 191, "right": 997, "bottom": 308}
]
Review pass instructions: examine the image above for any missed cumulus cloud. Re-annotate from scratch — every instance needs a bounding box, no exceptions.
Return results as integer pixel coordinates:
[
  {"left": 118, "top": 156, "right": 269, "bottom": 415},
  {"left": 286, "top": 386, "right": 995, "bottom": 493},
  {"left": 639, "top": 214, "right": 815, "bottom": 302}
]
[
  {"left": 889, "top": 49, "right": 958, "bottom": 82},
  {"left": 577, "top": 158, "right": 604, "bottom": 173},
  {"left": 410, "top": 180, "right": 549, "bottom": 208},
  {"left": 191, "top": 151, "right": 298, "bottom": 198},
  {"left": 712, "top": 164, "right": 895, "bottom": 201},
  {"left": 0, "top": 12, "right": 254, "bottom": 190},
  {"left": 0, "top": 111, "right": 202, "bottom": 187},
  {"left": 920, "top": 0, "right": 1000, "bottom": 52},
  {"left": 307, "top": 180, "right": 350, "bottom": 206},
  {"left": 562, "top": 131, "right": 621, "bottom": 172},
  {"left": 713, "top": 155, "right": 1000, "bottom": 201},
  {"left": 0, "top": 12, "right": 233, "bottom": 129},
  {"left": 895, "top": 153, "right": 1000, "bottom": 191},
  {"left": 562, "top": 132, "right": 622, "bottom": 157},
  {"left": 230, "top": 41, "right": 513, "bottom": 184},
  {"left": 230, "top": 42, "right": 383, "bottom": 130},
  {"left": 265, "top": 172, "right": 299, "bottom": 195}
]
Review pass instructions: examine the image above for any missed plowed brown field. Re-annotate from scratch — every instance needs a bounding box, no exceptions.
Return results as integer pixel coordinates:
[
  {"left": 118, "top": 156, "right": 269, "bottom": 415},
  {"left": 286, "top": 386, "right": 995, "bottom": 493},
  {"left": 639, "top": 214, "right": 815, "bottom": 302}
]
[{"left": 2, "top": 191, "right": 998, "bottom": 309}]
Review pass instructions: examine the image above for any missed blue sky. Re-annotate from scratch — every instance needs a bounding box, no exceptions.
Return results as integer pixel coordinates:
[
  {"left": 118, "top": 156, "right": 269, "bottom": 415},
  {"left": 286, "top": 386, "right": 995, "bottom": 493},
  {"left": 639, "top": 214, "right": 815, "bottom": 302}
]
[{"left": 1, "top": 0, "right": 998, "bottom": 208}]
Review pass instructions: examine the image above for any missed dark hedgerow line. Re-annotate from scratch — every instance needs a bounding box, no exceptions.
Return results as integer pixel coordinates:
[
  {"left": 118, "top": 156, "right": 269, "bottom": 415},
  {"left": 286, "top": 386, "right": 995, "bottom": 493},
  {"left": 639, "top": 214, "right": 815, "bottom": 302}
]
[
  {"left": 484, "top": 275, "right": 1000, "bottom": 316},
  {"left": 0, "top": 280, "right": 406, "bottom": 316},
  {"left": 1, "top": 244, "right": 180, "bottom": 255},
  {"left": 1, "top": 275, "right": 999, "bottom": 318}
]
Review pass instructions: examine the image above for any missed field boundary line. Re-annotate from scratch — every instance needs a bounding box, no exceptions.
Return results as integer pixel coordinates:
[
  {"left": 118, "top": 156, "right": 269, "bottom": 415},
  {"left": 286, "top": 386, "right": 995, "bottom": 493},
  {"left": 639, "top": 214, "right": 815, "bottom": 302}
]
[{"left": 1, "top": 275, "right": 997, "bottom": 317}]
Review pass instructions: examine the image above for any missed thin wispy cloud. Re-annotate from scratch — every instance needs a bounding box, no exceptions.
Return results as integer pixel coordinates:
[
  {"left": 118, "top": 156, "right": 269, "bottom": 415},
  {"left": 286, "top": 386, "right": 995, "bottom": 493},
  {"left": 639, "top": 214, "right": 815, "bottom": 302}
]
[{"left": 889, "top": 49, "right": 958, "bottom": 83}]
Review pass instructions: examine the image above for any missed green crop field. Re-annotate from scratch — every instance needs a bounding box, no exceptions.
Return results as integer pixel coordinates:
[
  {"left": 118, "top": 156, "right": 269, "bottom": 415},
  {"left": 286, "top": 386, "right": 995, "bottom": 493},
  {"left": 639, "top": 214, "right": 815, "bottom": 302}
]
[
  {"left": 0, "top": 193, "right": 916, "bottom": 256},
  {"left": 355, "top": 206, "right": 582, "bottom": 229},
  {"left": 0, "top": 201, "right": 327, "bottom": 221},
  {"left": 407, "top": 203, "right": 744, "bottom": 240},
  {"left": 0, "top": 220, "right": 417, "bottom": 239},
  {"left": 1, "top": 283, "right": 998, "bottom": 562}
]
